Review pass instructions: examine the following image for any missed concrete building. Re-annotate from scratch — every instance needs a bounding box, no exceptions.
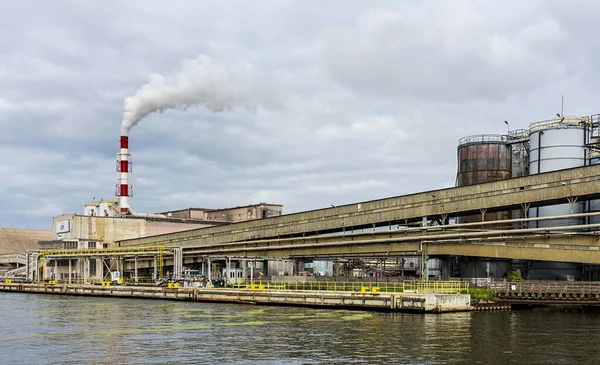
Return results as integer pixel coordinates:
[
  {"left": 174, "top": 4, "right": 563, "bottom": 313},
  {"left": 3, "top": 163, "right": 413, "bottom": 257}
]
[
  {"left": 161, "top": 203, "right": 283, "bottom": 223},
  {"left": 41, "top": 202, "right": 283, "bottom": 281}
]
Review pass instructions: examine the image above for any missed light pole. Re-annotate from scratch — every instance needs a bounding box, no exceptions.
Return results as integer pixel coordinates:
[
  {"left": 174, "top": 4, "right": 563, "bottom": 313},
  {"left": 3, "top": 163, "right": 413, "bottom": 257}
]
[{"left": 504, "top": 120, "right": 509, "bottom": 134}]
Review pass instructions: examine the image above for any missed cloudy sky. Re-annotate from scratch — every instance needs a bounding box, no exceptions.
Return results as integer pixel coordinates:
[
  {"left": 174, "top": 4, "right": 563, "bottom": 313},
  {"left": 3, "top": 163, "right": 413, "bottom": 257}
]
[{"left": 1, "top": 1, "right": 599, "bottom": 229}]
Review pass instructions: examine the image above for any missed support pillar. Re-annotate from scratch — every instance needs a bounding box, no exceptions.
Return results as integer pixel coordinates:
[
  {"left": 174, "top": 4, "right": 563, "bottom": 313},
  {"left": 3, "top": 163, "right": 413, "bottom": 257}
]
[
  {"left": 153, "top": 256, "right": 157, "bottom": 281},
  {"left": 421, "top": 243, "right": 428, "bottom": 281},
  {"left": 134, "top": 256, "right": 138, "bottom": 283},
  {"left": 250, "top": 259, "right": 254, "bottom": 286},
  {"left": 25, "top": 252, "right": 30, "bottom": 282},
  {"left": 207, "top": 258, "right": 212, "bottom": 281},
  {"left": 68, "top": 259, "right": 72, "bottom": 284}
]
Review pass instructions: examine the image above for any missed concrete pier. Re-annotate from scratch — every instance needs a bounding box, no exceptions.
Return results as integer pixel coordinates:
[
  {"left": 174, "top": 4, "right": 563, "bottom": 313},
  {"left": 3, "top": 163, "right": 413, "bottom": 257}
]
[{"left": 0, "top": 283, "right": 471, "bottom": 313}]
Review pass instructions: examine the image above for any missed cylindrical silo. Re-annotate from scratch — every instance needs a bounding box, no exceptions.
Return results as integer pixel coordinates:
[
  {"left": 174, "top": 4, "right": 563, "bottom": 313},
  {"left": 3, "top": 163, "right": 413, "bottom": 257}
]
[
  {"left": 456, "top": 134, "right": 512, "bottom": 226},
  {"left": 528, "top": 117, "right": 589, "bottom": 227}
]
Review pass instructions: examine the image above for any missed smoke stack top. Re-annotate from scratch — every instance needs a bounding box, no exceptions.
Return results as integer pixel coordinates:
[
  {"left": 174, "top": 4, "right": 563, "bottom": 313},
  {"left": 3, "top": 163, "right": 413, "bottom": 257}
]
[{"left": 120, "top": 55, "right": 255, "bottom": 136}]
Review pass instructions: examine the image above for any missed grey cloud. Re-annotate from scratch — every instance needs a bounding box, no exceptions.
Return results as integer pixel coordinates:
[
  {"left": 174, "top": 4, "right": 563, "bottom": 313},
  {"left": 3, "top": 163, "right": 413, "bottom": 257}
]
[{"left": 0, "top": 1, "right": 599, "bottom": 229}]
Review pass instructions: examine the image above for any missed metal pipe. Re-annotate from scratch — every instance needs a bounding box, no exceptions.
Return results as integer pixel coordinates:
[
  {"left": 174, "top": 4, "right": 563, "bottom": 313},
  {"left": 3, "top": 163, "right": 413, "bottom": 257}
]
[
  {"left": 185, "top": 221, "right": 600, "bottom": 255},
  {"left": 183, "top": 212, "right": 600, "bottom": 252}
]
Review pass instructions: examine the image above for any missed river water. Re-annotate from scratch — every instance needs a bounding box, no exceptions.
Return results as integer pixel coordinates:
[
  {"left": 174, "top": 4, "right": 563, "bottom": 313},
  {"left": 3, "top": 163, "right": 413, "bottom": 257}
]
[{"left": 0, "top": 292, "right": 599, "bottom": 364}]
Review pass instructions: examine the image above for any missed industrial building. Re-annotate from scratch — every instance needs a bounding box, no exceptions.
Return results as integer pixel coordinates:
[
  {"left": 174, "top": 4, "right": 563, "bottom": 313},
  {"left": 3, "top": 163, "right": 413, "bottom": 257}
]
[
  {"left": 32, "top": 201, "right": 283, "bottom": 282},
  {"left": 7, "top": 113, "right": 600, "bottom": 286},
  {"left": 452, "top": 115, "right": 600, "bottom": 280},
  {"left": 109, "top": 113, "right": 600, "bottom": 284}
]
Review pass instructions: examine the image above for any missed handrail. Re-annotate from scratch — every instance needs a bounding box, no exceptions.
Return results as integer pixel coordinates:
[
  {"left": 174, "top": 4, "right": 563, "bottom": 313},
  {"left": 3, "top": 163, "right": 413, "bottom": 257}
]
[
  {"left": 529, "top": 116, "right": 590, "bottom": 132},
  {"left": 459, "top": 134, "right": 508, "bottom": 146},
  {"left": 40, "top": 245, "right": 169, "bottom": 258}
]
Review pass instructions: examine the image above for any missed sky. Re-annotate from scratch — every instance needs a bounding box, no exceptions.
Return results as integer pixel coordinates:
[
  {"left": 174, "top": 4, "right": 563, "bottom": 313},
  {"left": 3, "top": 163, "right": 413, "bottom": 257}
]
[{"left": 1, "top": 0, "right": 600, "bottom": 230}]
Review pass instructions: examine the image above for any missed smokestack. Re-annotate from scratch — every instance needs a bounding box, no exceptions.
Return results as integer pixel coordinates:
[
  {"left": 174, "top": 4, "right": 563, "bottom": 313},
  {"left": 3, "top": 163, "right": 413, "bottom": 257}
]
[{"left": 116, "top": 134, "right": 132, "bottom": 214}]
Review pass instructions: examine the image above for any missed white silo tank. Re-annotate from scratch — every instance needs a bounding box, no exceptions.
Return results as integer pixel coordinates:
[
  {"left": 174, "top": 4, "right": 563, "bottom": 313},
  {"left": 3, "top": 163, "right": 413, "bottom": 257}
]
[{"left": 528, "top": 117, "right": 589, "bottom": 227}]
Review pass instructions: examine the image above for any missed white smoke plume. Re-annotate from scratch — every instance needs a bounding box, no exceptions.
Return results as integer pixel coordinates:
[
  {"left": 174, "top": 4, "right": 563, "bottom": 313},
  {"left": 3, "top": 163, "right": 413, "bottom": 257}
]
[{"left": 120, "top": 55, "right": 257, "bottom": 136}]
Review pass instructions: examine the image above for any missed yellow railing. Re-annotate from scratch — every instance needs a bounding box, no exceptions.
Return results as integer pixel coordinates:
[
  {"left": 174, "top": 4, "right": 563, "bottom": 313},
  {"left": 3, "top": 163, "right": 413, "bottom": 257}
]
[
  {"left": 231, "top": 281, "right": 406, "bottom": 293},
  {"left": 40, "top": 245, "right": 169, "bottom": 258},
  {"left": 402, "top": 280, "right": 469, "bottom": 294},
  {"left": 529, "top": 116, "right": 590, "bottom": 132}
]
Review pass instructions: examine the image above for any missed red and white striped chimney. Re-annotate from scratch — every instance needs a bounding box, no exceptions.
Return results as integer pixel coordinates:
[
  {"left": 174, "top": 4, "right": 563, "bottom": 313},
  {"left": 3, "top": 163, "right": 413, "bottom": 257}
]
[{"left": 116, "top": 135, "right": 132, "bottom": 214}]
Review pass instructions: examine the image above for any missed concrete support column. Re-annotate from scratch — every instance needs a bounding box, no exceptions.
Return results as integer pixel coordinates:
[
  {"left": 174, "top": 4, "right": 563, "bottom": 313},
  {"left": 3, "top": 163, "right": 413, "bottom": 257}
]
[
  {"left": 250, "top": 260, "right": 254, "bottom": 286},
  {"left": 54, "top": 259, "right": 58, "bottom": 281},
  {"left": 82, "top": 259, "right": 87, "bottom": 284},
  {"left": 68, "top": 259, "right": 72, "bottom": 284},
  {"left": 153, "top": 256, "right": 157, "bottom": 281},
  {"left": 225, "top": 256, "right": 231, "bottom": 286},
  {"left": 242, "top": 260, "right": 247, "bottom": 283},
  {"left": 134, "top": 256, "right": 138, "bottom": 283},
  {"left": 207, "top": 258, "right": 212, "bottom": 281},
  {"left": 25, "top": 252, "right": 30, "bottom": 282}
]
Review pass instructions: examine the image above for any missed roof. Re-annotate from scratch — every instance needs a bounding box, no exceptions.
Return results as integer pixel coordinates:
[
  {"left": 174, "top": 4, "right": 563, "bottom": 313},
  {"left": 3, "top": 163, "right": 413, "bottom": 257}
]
[
  {"left": 162, "top": 203, "right": 283, "bottom": 214},
  {"left": 0, "top": 228, "right": 52, "bottom": 255}
]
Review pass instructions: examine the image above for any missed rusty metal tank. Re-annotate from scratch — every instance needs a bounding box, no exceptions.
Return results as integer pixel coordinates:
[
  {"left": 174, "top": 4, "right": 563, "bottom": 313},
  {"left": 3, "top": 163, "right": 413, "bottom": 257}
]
[{"left": 456, "top": 134, "right": 512, "bottom": 226}]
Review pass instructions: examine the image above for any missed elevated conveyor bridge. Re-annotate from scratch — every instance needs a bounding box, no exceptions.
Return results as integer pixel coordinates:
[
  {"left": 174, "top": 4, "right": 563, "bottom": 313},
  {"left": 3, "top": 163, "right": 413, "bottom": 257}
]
[{"left": 117, "top": 165, "right": 600, "bottom": 263}]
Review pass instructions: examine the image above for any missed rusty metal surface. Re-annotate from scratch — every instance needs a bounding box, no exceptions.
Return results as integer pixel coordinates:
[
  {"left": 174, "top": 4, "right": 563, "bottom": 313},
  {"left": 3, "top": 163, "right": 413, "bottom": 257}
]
[{"left": 456, "top": 142, "right": 512, "bottom": 226}]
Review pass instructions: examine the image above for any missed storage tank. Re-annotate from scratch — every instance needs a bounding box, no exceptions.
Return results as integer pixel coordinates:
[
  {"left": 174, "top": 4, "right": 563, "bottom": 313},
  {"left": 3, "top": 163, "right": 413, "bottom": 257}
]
[
  {"left": 529, "top": 117, "right": 589, "bottom": 227},
  {"left": 456, "top": 134, "right": 512, "bottom": 226}
]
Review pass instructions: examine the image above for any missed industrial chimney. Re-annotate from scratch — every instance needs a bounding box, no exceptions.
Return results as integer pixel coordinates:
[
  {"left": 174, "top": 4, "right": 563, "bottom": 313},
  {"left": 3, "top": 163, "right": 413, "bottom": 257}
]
[{"left": 116, "top": 135, "right": 132, "bottom": 214}]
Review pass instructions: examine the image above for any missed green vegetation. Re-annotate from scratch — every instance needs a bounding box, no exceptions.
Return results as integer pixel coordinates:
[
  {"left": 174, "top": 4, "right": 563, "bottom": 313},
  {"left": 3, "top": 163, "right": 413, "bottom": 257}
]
[
  {"left": 462, "top": 288, "right": 497, "bottom": 305},
  {"left": 507, "top": 270, "right": 524, "bottom": 282}
]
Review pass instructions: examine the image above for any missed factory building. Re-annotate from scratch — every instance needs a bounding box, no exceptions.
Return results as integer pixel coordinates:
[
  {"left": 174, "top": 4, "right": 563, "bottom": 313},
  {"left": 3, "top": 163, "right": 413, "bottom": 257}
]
[
  {"left": 161, "top": 203, "right": 283, "bottom": 223},
  {"left": 39, "top": 201, "right": 283, "bottom": 282},
  {"left": 451, "top": 114, "right": 600, "bottom": 281}
]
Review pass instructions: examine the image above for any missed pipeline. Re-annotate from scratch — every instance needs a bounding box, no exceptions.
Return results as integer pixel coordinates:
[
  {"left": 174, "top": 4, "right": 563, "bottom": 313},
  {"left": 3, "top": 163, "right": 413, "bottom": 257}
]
[{"left": 184, "top": 220, "right": 600, "bottom": 255}]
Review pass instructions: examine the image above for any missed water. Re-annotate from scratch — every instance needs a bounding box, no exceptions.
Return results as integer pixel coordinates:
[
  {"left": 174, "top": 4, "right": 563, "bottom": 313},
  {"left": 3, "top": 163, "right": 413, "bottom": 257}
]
[{"left": 1, "top": 293, "right": 600, "bottom": 364}]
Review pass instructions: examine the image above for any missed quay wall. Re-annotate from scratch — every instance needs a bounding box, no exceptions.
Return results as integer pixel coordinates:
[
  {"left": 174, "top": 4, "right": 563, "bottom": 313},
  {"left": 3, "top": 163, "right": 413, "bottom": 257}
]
[{"left": 0, "top": 283, "right": 471, "bottom": 313}]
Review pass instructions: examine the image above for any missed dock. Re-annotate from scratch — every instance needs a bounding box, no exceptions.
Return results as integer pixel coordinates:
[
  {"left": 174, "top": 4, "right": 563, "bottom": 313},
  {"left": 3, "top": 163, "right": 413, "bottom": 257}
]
[
  {"left": 0, "top": 282, "right": 471, "bottom": 313},
  {"left": 492, "top": 281, "right": 600, "bottom": 305}
]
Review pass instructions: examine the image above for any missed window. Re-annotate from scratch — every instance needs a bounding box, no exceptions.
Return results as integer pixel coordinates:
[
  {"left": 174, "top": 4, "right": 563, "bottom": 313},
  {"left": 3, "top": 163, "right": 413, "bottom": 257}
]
[
  {"left": 88, "top": 242, "right": 97, "bottom": 249},
  {"left": 64, "top": 241, "right": 77, "bottom": 249}
]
